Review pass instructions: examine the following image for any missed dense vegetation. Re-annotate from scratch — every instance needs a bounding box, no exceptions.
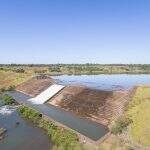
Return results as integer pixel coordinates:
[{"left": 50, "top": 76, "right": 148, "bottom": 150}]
[
  {"left": 48, "top": 64, "right": 150, "bottom": 75},
  {"left": 18, "top": 106, "right": 83, "bottom": 150},
  {"left": 1, "top": 94, "right": 15, "bottom": 105},
  {"left": 1, "top": 64, "right": 150, "bottom": 75}
]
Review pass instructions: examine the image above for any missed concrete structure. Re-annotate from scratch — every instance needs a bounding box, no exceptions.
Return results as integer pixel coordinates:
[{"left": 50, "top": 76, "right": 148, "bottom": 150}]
[{"left": 28, "top": 84, "right": 65, "bottom": 104}]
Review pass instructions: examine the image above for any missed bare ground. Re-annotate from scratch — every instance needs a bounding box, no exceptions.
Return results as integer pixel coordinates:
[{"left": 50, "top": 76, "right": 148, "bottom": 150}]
[{"left": 16, "top": 76, "right": 55, "bottom": 97}]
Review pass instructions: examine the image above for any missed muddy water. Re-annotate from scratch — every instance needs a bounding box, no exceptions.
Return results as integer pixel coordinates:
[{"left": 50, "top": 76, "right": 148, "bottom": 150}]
[
  {"left": 53, "top": 74, "right": 150, "bottom": 91},
  {"left": 0, "top": 104, "right": 52, "bottom": 150}
]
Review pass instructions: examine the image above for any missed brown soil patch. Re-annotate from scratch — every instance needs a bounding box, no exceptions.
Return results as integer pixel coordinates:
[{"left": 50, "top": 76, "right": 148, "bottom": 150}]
[
  {"left": 48, "top": 85, "right": 129, "bottom": 126},
  {"left": 16, "top": 76, "right": 55, "bottom": 97}
]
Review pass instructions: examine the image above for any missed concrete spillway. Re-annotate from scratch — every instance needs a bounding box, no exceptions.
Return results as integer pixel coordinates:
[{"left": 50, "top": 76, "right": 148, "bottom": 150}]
[{"left": 28, "top": 84, "right": 65, "bottom": 104}]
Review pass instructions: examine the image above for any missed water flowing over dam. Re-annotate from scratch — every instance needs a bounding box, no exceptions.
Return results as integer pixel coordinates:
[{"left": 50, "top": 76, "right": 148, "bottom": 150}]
[{"left": 28, "top": 84, "right": 65, "bottom": 104}]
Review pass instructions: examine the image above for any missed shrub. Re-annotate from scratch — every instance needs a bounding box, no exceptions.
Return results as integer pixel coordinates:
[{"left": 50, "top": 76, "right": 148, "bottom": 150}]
[
  {"left": 18, "top": 106, "right": 80, "bottom": 150},
  {"left": 111, "top": 117, "right": 132, "bottom": 135},
  {"left": 13, "top": 68, "right": 25, "bottom": 73},
  {"left": 2, "top": 94, "right": 15, "bottom": 105}
]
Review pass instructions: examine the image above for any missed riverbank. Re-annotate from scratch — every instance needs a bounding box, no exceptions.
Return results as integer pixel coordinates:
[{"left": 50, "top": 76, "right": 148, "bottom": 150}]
[
  {"left": 101, "top": 86, "right": 150, "bottom": 150},
  {"left": 0, "top": 104, "right": 51, "bottom": 150},
  {"left": 125, "top": 86, "right": 150, "bottom": 148},
  {"left": 18, "top": 105, "right": 83, "bottom": 150}
]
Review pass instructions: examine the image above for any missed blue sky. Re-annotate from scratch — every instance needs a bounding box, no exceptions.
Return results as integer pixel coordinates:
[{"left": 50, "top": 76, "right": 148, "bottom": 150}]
[{"left": 0, "top": 0, "right": 150, "bottom": 64}]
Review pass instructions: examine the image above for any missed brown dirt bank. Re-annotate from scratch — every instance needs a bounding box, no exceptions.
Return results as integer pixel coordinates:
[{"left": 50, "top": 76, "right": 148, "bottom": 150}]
[
  {"left": 16, "top": 76, "right": 55, "bottom": 97},
  {"left": 48, "top": 85, "right": 130, "bottom": 126}
]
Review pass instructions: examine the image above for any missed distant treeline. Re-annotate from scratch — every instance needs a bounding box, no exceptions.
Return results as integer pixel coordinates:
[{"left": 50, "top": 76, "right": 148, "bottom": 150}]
[
  {"left": 0, "top": 64, "right": 150, "bottom": 75},
  {"left": 0, "top": 63, "right": 150, "bottom": 67}
]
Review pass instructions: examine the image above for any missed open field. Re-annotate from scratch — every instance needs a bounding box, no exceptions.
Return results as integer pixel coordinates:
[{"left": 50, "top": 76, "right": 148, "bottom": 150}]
[
  {"left": 0, "top": 66, "right": 51, "bottom": 90},
  {"left": 0, "top": 70, "right": 32, "bottom": 89},
  {"left": 106, "top": 86, "right": 150, "bottom": 150},
  {"left": 126, "top": 86, "right": 150, "bottom": 147}
]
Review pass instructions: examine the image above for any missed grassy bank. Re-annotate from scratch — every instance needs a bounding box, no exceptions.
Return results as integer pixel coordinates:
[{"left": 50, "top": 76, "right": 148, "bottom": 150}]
[
  {"left": 0, "top": 70, "right": 32, "bottom": 89},
  {"left": 18, "top": 105, "right": 84, "bottom": 150},
  {"left": 108, "top": 86, "right": 150, "bottom": 149},
  {"left": 126, "top": 86, "right": 150, "bottom": 146}
]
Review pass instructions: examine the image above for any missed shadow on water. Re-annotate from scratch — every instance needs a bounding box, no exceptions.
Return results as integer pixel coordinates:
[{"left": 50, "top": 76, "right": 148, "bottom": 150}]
[{"left": 0, "top": 105, "right": 52, "bottom": 150}]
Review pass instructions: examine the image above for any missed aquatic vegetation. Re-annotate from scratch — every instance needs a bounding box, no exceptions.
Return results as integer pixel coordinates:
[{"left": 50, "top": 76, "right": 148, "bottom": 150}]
[
  {"left": 1, "top": 94, "right": 15, "bottom": 105},
  {"left": 18, "top": 106, "right": 82, "bottom": 150}
]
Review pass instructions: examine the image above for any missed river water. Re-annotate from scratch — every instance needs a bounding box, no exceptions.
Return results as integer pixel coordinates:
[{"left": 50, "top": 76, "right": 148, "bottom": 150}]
[
  {"left": 53, "top": 74, "right": 150, "bottom": 91},
  {"left": 0, "top": 104, "right": 52, "bottom": 150}
]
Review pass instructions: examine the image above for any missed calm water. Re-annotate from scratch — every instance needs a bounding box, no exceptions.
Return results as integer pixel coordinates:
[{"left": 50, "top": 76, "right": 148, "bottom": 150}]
[
  {"left": 0, "top": 104, "right": 52, "bottom": 150},
  {"left": 53, "top": 74, "right": 150, "bottom": 91}
]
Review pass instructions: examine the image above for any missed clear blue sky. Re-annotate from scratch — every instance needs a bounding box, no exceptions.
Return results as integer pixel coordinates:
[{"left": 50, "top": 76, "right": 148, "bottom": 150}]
[{"left": 0, "top": 0, "right": 150, "bottom": 64}]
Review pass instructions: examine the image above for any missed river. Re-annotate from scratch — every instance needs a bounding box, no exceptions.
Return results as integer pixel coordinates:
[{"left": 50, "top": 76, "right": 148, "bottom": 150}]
[{"left": 0, "top": 104, "right": 52, "bottom": 150}]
